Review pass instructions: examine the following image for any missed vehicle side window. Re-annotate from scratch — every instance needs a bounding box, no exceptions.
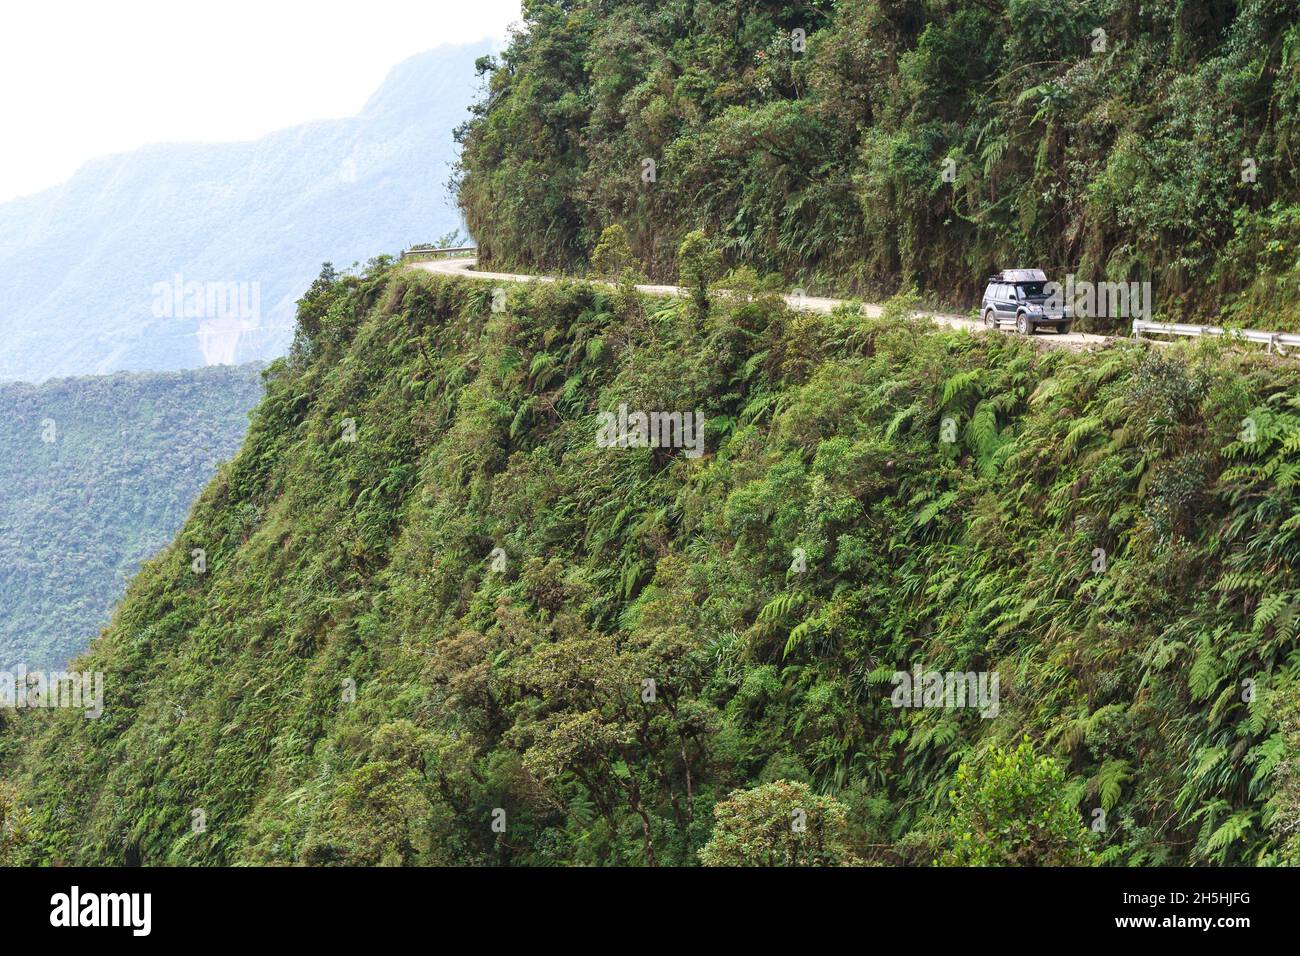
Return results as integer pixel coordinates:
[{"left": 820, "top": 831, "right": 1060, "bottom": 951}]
[
  {"left": 997, "top": 284, "right": 1009, "bottom": 299},
  {"left": 984, "top": 284, "right": 996, "bottom": 299}
]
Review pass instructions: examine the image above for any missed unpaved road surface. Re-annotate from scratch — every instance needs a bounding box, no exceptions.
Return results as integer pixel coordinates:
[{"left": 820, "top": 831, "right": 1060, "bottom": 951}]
[{"left": 411, "top": 256, "right": 1118, "bottom": 352}]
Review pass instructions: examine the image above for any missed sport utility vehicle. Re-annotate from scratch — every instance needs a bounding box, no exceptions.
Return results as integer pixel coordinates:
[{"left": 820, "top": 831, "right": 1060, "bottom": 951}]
[{"left": 980, "top": 269, "right": 1072, "bottom": 335}]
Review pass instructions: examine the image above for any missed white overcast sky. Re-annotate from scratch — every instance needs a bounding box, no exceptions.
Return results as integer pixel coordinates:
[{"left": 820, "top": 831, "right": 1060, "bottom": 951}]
[{"left": 0, "top": 0, "right": 522, "bottom": 203}]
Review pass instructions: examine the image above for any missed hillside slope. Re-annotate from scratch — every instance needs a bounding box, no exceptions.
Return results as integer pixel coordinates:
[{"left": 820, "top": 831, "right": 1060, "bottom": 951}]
[
  {"left": 458, "top": 0, "right": 1300, "bottom": 329},
  {"left": 0, "top": 365, "right": 264, "bottom": 669},
  {"left": 0, "top": 41, "right": 490, "bottom": 382},
  {"left": 4, "top": 264, "right": 1300, "bottom": 866}
]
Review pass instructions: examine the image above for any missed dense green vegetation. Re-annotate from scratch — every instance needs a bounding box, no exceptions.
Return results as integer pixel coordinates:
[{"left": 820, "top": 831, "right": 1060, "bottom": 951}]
[
  {"left": 5, "top": 261, "right": 1300, "bottom": 866},
  {"left": 0, "top": 366, "right": 264, "bottom": 669},
  {"left": 6, "top": 0, "right": 1300, "bottom": 869},
  {"left": 459, "top": 0, "right": 1300, "bottom": 329}
]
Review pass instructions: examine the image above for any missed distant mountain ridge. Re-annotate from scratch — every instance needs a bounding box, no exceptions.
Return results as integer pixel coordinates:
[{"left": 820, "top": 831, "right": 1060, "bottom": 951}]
[{"left": 0, "top": 41, "right": 492, "bottom": 382}]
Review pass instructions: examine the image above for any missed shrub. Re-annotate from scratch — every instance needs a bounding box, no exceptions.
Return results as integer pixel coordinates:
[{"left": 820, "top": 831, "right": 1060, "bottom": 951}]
[
  {"left": 699, "top": 780, "right": 859, "bottom": 866},
  {"left": 938, "top": 739, "right": 1097, "bottom": 867}
]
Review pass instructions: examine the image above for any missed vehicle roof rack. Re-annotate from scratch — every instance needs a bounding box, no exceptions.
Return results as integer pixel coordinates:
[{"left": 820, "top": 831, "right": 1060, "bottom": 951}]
[{"left": 989, "top": 268, "right": 1047, "bottom": 283}]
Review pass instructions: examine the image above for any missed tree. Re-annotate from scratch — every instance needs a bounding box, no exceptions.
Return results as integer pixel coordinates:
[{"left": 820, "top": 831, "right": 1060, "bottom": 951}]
[
  {"left": 299, "top": 721, "right": 437, "bottom": 866},
  {"left": 505, "top": 573, "right": 716, "bottom": 867},
  {"left": 938, "top": 738, "right": 1096, "bottom": 867},
  {"left": 699, "top": 780, "right": 859, "bottom": 866},
  {"left": 295, "top": 262, "right": 339, "bottom": 341},
  {"left": 435, "top": 227, "right": 467, "bottom": 249},
  {"left": 677, "top": 230, "right": 721, "bottom": 314},
  {"left": 590, "top": 224, "right": 632, "bottom": 279}
]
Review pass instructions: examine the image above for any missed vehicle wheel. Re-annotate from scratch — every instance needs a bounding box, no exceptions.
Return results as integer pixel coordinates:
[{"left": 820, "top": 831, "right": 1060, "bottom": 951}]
[
  {"left": 984, "top": 309, "right": 997, "bottom": 329},
  {"left": 1059, "top": 322, "right": 1072, "bottom": 335},
  {"left": 1016, "top": 312, "right": 1033, "bottom": 335}
]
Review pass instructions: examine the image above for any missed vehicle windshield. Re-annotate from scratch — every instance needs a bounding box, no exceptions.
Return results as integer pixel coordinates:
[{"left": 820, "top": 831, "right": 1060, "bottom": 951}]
[{"left": 1016, "top": 282, "right": 1047, "bottom": 298}]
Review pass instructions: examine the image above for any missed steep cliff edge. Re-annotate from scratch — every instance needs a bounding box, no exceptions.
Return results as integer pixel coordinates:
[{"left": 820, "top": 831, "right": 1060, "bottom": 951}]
[{"left": 3, "top": 262, "right": 1299, "bottom": 866}]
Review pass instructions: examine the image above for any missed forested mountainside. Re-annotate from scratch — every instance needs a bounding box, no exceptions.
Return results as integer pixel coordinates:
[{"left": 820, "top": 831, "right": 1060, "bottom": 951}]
[
  {"left": 458, "top": 0, "right": 1300, "bottom": 329},
  {"left": 0, "top": 365, "right": 264, "bottom": 670},
  {"left": 4, "top": 261, "right": 1300, "bottom": 866},
  {"left": 0, "top": 41, "right": 489, "bottom": 382}
]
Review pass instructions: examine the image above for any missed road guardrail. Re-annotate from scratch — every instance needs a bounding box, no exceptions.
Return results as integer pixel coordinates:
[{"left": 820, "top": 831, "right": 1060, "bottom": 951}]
[
  {"left": 402, "top": 245, "right": 478, "bottom": 262},
  {"left": 1132, "top": 319, "right": 1300, "bottom": 354}
]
